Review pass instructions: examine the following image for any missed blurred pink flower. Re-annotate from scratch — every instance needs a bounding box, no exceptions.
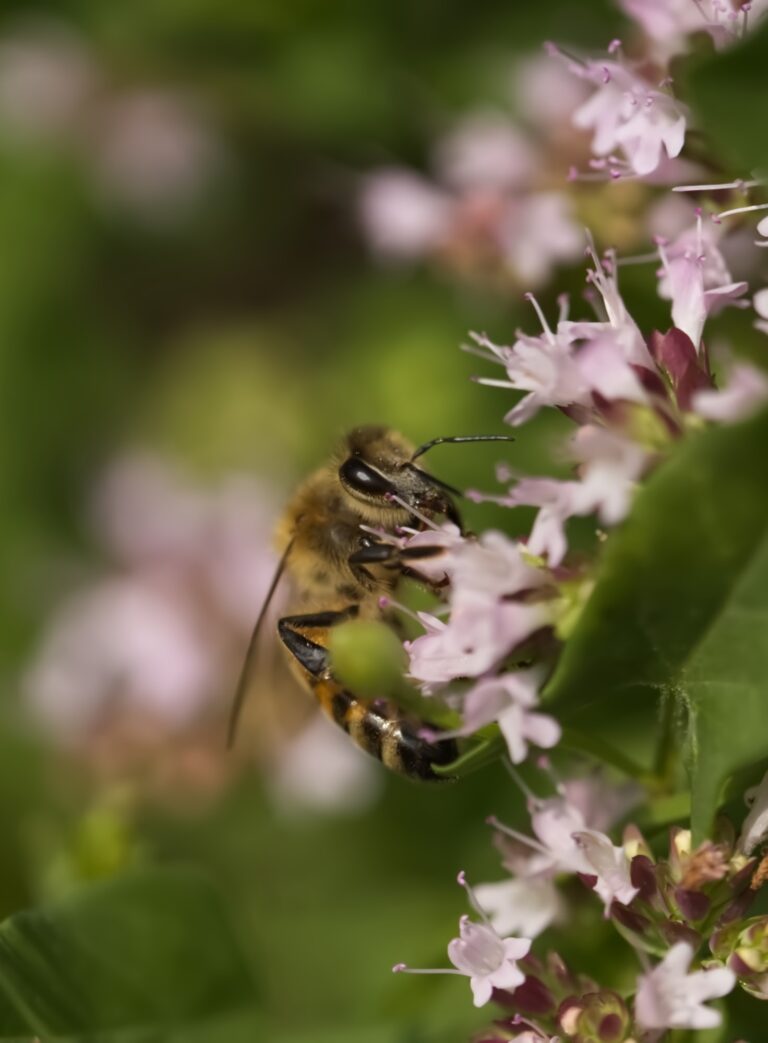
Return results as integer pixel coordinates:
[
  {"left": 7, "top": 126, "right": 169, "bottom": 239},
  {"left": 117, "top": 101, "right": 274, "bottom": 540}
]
[
  {"left": 620, "top": 0, "right": 768, "bottom": 60},
  {"left": 267, "top": 712, "right": 382, "bottom": 816},
  {"left": 498, "top": 192, "right": 582, "bottom": 286},
  {"left": 358, "top": 167, "right": 451, "bottom": 259},
  {"left": 90, "top": 89, "right": 224, "bottom": 219},
  {"left": 0, "top": 22, "right": 96, "bottom": 139},
  {"left": 635, "top": 942, "right": 735, "bottom": 1031},
  {"left": 473, "top": 876, "right": 563, "bottom": 939},
  {"left": 434, "top": 111, "right": 538, "bottom": 191},
  {"left": 25, "top": 451, "right": 284, "bottom": 776},
  {"left": 24, "top": 575, "right": 218, "bottom": 744},
  {"left": 691, "top": 361, "right": 768, "bottom": 423},
  {"left": 754, "top": 286, "right": 768, "bottom": 333},
  {"left": 513, "top": 53, "right": 590, "bottom": 129},
  {"left": 90, "top": 452, "right": 281, "bottom": 630},
  {"left": 566, "top": 57, "right": 687, "bottom": 177},
  {"left": 737, "top": 768, "right": 768, "bottom": 856}
]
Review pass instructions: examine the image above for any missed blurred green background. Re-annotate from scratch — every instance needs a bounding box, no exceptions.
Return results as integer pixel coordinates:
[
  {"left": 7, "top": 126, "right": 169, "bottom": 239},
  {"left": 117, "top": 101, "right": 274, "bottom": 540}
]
[{"left": 0, "top": 1, "right": 709, "bottom": 1041}]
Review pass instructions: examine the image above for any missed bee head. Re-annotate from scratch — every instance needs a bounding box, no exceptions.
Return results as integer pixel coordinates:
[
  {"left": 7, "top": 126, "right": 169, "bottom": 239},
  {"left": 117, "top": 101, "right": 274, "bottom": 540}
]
[{"left": 337, "top": 426, "right": 462, "bottom": 528}]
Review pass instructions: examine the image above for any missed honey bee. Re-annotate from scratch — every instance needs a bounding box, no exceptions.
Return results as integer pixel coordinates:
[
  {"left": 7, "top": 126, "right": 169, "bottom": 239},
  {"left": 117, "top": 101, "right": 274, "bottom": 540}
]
[{"left": 227, "top": 426, "right": 513, "bottom": 781}]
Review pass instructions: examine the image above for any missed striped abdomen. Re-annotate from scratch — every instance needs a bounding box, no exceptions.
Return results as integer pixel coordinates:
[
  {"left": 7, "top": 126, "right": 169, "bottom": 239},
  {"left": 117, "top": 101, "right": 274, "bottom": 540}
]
[{"left": 312, "top": 677, "right": 457, "bottom": 781}]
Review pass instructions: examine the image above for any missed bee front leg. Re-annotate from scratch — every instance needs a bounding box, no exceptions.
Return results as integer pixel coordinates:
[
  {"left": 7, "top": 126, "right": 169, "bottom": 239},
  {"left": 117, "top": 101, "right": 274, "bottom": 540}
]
[
  {"left": 278, "top": 608, "right": 357, "bottom": 678},
  {"left": 348, "top": 541, "right": 448, "bottom": 592}
]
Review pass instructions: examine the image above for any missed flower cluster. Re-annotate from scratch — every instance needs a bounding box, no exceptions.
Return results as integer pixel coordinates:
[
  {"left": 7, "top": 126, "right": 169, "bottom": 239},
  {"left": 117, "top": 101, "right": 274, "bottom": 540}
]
[
  {"left": 383, "top": 1, "right": 768, "bottom": 1039},
  {"left": 357, "top": 60, "right": 588, "bottom": 287},
  {"left": 397, "top": 768, "right": 768, "bottom": 1040}
]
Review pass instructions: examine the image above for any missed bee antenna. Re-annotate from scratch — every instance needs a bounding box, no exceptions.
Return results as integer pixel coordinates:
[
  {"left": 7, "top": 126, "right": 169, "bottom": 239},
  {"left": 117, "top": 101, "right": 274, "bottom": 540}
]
[
  {"left": 226, "top": 538, "right": 294, "bottom": 749},
  {"left": 410, "top": 434, "right": 515, "bottom": 462}
]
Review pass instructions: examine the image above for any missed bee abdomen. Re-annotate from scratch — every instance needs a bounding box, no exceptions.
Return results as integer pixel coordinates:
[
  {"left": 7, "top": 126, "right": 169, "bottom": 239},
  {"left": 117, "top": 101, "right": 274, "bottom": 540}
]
[{"left": 315, "top": 680, "right": 457, "bottom": 782}]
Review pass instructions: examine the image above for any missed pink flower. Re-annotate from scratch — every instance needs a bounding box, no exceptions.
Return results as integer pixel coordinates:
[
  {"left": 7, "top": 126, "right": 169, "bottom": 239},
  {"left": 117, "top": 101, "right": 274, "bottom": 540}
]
[
  {"left": 492, "top": 797, "right": 593, "bottom": 879},
  {"left": 394, "top": 873, "right": 532, "bottom": 1008},
  {"left": 572, "top": 829, "right": 638, "bottom": 911},
  {"left": 358, "top": 167, "right": 450, "bottom": 259},
  {"left": 570, "top": 59, "right": 687, "bottom": 177},
  {"left": 471, "top": 322, "right": 593, "bottom": 426},
  {"left": 448, "top": 917, "right": 530, "bottom": 1006},
  {"left": 657, "top": 215, "right": 748, "bottom": 347},
  {"left": 471, "top": 246, "right": 652, "bottom": 427},
  {"left": 406, "top": 595, "right": 553, "bottom": 685},
  {"left": 514, "top": 52, "right": 590, "bottom": 128},
  {"left": 634, "top": 942, "right": 736, "bottom": 1031},
  {"left": 504, "top": 426, "right": 649, "bottom": 564},
  {"left": 691, "top": 362, "right": 768, "bottom": 423},
  {"left": 405, "top": 532, "right": 556, "bottom": 684},
  {"left": 427, "top": 668, "right": 561, "bottom": 763}
]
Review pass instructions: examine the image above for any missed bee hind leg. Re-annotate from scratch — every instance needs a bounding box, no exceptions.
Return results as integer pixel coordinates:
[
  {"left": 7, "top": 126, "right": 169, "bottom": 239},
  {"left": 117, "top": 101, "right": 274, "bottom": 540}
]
[{"left": 277, "top": 608, "right": 356, "bottom": 677}]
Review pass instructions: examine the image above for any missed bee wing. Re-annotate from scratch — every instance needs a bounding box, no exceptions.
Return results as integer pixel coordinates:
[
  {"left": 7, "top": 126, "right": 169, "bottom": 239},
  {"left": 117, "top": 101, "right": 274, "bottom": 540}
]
[{"left": 226, "top": 538, "right": 294, "bottom": 748}]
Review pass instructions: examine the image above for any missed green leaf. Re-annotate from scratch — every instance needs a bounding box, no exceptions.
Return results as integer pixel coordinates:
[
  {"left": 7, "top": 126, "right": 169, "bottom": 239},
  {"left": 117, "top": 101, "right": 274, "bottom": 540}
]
[
  {"left": 0, "top": 867, "right": 257, "bottom": 1038},
  {"left": 545, "top": 409, "right": 768, "bottom": 838},
  {"left": 687, "top": 19, "right": 768, "bottom": 174},
  {"left": 431, "top": 731, "right": 506, "bottom": 779}
]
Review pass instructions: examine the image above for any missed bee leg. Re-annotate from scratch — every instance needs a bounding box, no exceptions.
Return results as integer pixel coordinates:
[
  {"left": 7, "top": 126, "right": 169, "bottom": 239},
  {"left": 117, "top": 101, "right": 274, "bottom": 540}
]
[
  {"left": 348, "top": 543, "right": 398, "bottom": 566},
  {"left": 278, "top": 608, "right": 356, "bottom": 678}
]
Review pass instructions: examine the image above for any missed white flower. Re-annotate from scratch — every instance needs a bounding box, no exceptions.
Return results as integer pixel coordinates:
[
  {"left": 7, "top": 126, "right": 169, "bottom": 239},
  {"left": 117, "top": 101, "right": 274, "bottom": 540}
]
[
  {"left": 573, "top": 829, "right": 638, "bottom": 911},
  {"left": 473, "top": 877, "right": 563, "bottom": 939},
  {"left": 634, "top": 942, "right": 736, "bottom": 1031},
  {"left": 737, "top": 769, "right": 768, "bottom": 855},
  {"left": 448, "top": 917, "right": 530, "bottom": 1006},
  {"left": 692, "top": 363, "right": 768, "bottom": 424}
]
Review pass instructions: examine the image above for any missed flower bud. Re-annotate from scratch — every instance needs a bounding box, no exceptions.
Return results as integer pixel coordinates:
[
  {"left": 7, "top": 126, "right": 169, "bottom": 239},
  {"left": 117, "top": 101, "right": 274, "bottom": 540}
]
[
  {"left": 726, "top": 916, "right": 768, "bottom": 998},
  {"left": 558, "top": 990, "right": 631, "bottom": 1042}
]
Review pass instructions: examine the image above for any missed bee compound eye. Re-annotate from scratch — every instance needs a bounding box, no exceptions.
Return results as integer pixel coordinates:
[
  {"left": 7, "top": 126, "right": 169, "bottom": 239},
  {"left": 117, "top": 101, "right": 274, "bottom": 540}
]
[{"left": 339, "top": 457, "right": 396, "bottom": 498}]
